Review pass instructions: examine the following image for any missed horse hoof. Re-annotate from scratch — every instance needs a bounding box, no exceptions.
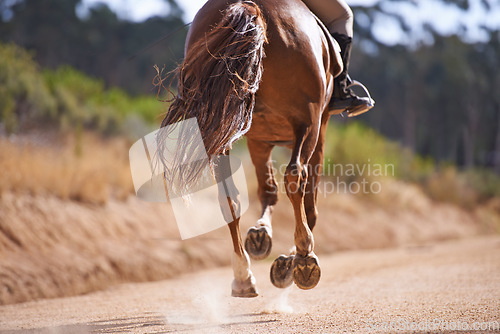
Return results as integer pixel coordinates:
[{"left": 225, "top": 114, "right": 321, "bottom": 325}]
[
  {"left": 231, "top": 278, "right": 259, "bottom": 298},
  {"left": 245, "top": 226, "right": 272, "bottom": 260},
  {"left": 293, "top": 253, "right": 321, "bottom": 290},
  {"left": 270, "top": 254, "right": 294, "bottom": 288}
]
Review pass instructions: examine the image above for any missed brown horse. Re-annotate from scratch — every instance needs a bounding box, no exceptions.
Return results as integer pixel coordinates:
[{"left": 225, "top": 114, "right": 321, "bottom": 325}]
[{"left": 159, "top": 0, "right": 343, "bottom": 297}]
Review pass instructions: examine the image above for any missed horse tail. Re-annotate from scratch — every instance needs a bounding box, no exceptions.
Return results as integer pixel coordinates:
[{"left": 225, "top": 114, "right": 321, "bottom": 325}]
[{"left": 158, "top": 1, "right": 267, "bottom": 194}]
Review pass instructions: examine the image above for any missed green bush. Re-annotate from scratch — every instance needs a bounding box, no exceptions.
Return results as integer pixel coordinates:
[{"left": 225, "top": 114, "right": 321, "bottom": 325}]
[
  {"left": 43, "top": 66, "right": 165, "bottom": 134},
  {"left": 0, "top": 42, "right": 165, "bottom": 135},
  {"left": 323, "top": 121, "right": 434, "bottom": 182},
  {"left": 463, "top": 168, "right": 500, "bottom": 200},
  {"left": 323, "top": 120, "right": 500, "bottom": 206},
  {"left": 0, "top": 43, "right": 56, "bottom": 134}
]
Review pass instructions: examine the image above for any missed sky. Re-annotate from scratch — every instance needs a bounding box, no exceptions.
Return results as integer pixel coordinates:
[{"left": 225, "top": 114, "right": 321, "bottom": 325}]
[
  {"left": 78, "top": 0, "right": 207, "bottom": 22},
  {"left": 78, "top": 0, "right": 500, "bottom": 45}
]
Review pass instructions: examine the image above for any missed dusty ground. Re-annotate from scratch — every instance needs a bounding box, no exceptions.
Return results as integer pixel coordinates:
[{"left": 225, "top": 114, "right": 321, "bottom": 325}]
[
  {"left": 2, "top": 181, "right": 494, "bottom": 306},
  {"left": 0, "top": 236, "right": 498, "bottom": 333}
]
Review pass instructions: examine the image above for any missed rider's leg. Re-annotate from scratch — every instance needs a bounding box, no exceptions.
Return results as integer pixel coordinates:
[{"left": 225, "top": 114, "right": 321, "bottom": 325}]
[
  {"left": 329, "top": 31, "right": 374, "bottom": 115},
  {"left": 302, "top": 0, "right": 374, "bottom": 116},
  {"left": 301, "top": 0, "right": 353, "bottom": 36}
]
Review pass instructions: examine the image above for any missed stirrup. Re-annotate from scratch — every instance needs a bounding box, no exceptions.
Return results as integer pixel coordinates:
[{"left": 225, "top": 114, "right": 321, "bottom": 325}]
[{"left": 344, "top": 75, "right": 375, "bottom": 117}]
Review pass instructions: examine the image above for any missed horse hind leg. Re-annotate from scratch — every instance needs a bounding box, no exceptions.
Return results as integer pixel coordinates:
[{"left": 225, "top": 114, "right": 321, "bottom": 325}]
[
  {"left": 270, "top": 176, "right": 320, "bottom": 290},
  {"left": 228, "top": 220, "right": 258, "bottom": 297},
  {"left": 244, "top": 139, "right": 276, "bottom": 260},
  {"left": 289, "top": 170, "right": 322, "bottom": 290},
  {"left": 215, "top": 155, "right": 258, "bottom": 297},
  {"left": 284, "top": 124, "right": 322, "bottom": 290},
  {"left": 292, "top": 116, "right": 329, "bottom": 290}
]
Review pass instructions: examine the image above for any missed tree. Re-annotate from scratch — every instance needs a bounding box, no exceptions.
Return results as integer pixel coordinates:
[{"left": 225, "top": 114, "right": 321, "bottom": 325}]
[
  {"left": 0, "top": 0, "right": 187, "bottom": 94},
  {"left": 348, "top": 0, "right": 500, "bottom": 169}
]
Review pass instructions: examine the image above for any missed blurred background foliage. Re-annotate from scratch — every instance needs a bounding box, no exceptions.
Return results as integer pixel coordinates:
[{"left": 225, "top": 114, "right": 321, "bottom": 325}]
[
  {"left": 0, "top": 0, "right": 499, "bottom": 204},
  {"left": 0, "top": 42, "right": 165, "bottom": 136},
  {"left": 0, "top": 0, "right": 186, "bottom": 94},
  {"left": 347, "top": 0, "right": 500, "bottom": 173}
]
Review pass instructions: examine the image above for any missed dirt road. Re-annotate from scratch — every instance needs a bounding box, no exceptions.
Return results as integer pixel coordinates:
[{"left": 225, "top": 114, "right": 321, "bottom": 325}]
[{"left": 1, "top": 236, "right": 499, "bottom": 333}]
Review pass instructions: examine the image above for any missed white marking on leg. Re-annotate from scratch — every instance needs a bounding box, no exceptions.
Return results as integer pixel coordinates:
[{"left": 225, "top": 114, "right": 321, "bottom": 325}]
[
  {"left": 232, "top": 251, "right": 253, "bottom": 282},
  {"left": 231, "top": 251, "right": 256, "bottom": 292}
]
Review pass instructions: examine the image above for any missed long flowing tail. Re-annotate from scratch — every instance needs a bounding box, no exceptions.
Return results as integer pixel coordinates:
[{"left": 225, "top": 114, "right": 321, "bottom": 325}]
[{"left": 157, "top": 1, "right": 267, "bottom": 194}]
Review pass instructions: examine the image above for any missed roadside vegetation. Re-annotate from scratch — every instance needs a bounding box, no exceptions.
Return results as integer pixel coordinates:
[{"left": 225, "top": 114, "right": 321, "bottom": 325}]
[
  {"left": 0, "top": 42, "right": 164, "bottom": 136},
  {"left": 0, "top": 42, "right": 161, "bottom": 203},
  {"left": 323, "top": 122, "right": 500, "bottom": 209},
  {"left": 1, "top": 41, "right": 499, "bottom": 212}
]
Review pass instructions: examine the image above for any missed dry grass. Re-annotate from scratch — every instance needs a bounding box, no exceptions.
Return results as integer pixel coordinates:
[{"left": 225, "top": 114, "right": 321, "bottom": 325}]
[
  {"left": 0, "top": 132, "right": 133, "bottom": 204},
  {"left": 424, "top": 166, "right": 478, "bottom": 209}
]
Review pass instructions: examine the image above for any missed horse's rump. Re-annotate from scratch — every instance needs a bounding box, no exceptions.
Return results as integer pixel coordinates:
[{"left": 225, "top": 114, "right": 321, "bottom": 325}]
[{"left": 158, "top": 0, "right": 267, "bottom": 192}]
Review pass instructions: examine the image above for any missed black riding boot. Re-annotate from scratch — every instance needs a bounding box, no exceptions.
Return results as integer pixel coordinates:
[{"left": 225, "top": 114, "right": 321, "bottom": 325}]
[{"left": 329, "top": 32, "right": 374, "bottom": 116}]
